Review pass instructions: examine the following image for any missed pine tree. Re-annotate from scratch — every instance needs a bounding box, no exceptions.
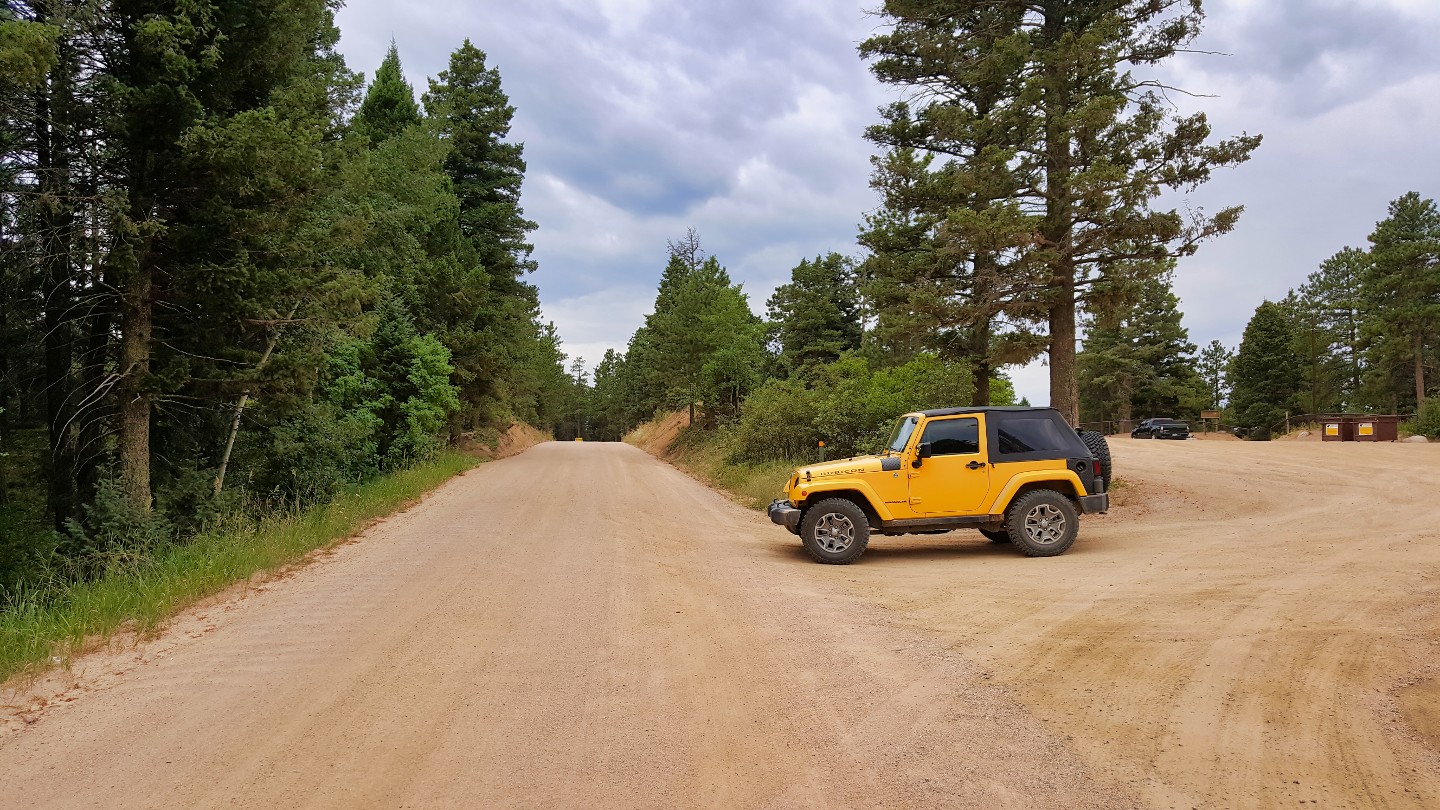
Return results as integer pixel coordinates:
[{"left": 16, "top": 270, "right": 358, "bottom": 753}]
[
  {"left": 355, "top": 42, "right": 420, "bottom": 145},
  {"left": 1289, "top": 247, "right": 1367, "bottom": 411},
  {"left": 1230, "top": 301, "right": 1301, "bottom": 439},
  {"left": 422, "top": 40, "right": 541, "bottom": 426},
  {"left": 1197, "top": 340, "right": 1233, "bottom": 411},
  {"left": 861, "top": 2, "right": 1259, "bottom": 422},
  {"left": 860, "top": 4, "right": 1045, "bottom": 404},
  {"left": 766, "top": 253, "right": 863, "bottom": 377},
  {"left": 1078, "top": 272, "right": 1201, "bottom": 425},
  {"left": 627, "top": 234, "right": 765, "bottom": 423},
  {"left": 1362, "top": 192, "right": 1440, "bottom": 412},
  {"left": 107, "top": 0, "right": 354, "bottom": 511},
  {"left": 424, "top": 40, "right": 537, "bottom": 286}
]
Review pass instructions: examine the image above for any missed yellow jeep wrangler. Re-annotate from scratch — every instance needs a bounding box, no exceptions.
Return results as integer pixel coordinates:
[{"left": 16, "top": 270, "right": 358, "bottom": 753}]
[{"left": 768, "top": 407, "right": 1111, "bottom": 563}]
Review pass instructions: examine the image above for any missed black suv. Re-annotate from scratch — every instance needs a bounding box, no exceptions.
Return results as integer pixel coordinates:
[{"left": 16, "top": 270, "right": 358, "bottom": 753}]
[{"left": 1131, "top": 418, "right": 1190, "bottom": 440}]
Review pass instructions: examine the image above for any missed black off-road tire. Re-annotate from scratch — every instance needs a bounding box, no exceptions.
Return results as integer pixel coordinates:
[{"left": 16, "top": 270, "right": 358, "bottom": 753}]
[
  {"left": 1080, "top": 430, "right": 1113, "bottom": 485},
  {"left": 800, "top": 498, "right": 870, "bottom": 565},
  {"left": 979, "top": 528, "right": 1011, "bottom": 544},
  {"left": 1005, "top": 490, "right": 1080, "bottom": 557}
]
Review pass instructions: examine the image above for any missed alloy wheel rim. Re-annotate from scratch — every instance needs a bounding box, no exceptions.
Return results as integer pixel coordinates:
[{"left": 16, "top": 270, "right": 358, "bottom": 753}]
[
  {"left": 814, "top": 512, "right": 855, "bottom": 553},
  {"left": 1023, "top": 504, "right": 1067, "bottom": 545}
]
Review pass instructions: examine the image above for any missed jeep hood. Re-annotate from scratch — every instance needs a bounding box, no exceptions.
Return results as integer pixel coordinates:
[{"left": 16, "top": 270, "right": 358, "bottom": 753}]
[{"left": 794, "top": 454, "right": 890, "bottom": 482}]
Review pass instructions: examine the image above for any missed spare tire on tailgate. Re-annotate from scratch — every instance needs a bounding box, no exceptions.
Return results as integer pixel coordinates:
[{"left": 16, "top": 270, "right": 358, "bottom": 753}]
[{"left": 1080, "top": 430, "right": 1112, "bottom": 486}]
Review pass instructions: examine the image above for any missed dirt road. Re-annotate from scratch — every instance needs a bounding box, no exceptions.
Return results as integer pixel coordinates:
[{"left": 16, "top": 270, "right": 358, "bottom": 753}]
[
  {"left": 0, "top": 442, "right": 1132, "bottom": 809},
  {"left": 2, "top": 438, "right": 1438, "bottom": 808}
]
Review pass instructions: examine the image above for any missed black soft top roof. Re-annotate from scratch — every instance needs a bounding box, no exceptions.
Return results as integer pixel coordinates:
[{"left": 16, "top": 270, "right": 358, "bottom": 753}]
[
  {"left": 917, "top": 406, "right": 1061, "bottom": 418},
  {"left": 914, "top": 406, "right": 1089, "bottom": 460}
]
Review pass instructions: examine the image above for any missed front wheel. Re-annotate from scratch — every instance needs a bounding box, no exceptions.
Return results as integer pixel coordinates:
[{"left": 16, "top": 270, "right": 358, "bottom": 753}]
[
  {"left": 800, "top": 498, "right": 870, "bottom": 565},
  {"left": 1005, "top": 490, "right": 1079, "bottom": 557}
]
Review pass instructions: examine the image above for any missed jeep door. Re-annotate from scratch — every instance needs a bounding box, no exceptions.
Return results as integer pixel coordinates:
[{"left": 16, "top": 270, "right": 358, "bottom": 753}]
[{"left": 907, "top": 415, "right": 991, "bottom": 515}]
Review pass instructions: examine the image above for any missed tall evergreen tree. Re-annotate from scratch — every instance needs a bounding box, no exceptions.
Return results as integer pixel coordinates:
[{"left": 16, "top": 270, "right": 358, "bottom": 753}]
[
  {"left": 624, "top": 234, "right": 765, "bottom": 424},
  {"left": 863, "top": 1, "right": 1260, "bottom": 423},
  {"left": 424, "top": 40, "right": 536, "bottom": 286},
  {"left": 766, "top": 253, "right": 863, "bottom": 377},
  {"left": 1197, "top": 340, "right": 1233, "bottom": 411},
  {"left": 1078, "top": 272, "right": 1201, "bottom": 425},
  {"left": 1362, "top": 192, "right": 1440, "bottom": 412},
  {"left": 1288, "top": 247, "right": 1366, "bottom": 411},
  {"left": 422, "top": 40, "right": 541, "bottom": 427},
  {"left": 354, "top": 42, "right": 419, "bottom": 145},
  {"left": 859, "top": 3, "right": 1044, "bottom": 405},
  {"left": 1230, "top": 301, "right": 1302, "bottom": 439}
]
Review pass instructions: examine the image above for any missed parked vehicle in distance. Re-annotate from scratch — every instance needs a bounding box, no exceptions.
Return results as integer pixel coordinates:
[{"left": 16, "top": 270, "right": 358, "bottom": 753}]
[
  {"left": 767, "top": 407, "right": 1111, "bottom": 564},
  {"left": 1131, "top": 418, "right": 1191, "bottom": 440}
]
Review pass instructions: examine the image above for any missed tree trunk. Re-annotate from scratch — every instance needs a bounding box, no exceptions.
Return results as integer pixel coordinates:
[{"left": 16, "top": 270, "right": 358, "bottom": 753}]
[
  {"left": 215, "top": 303, "right": 298, "bottom": 495},
  {"left": 0, "top": 305, "right": 9, "bottom": 506},
  {"left": 1416, "top": 331, "right": 1427, "bottom": 411},
  {"left": 970, "top": 314, "right": 993, "bottom": 406},
  {"left": 76, "top": 204, "right": 111, "bottom": 507},
  {"left": 1041, "top": 4, "right": 1078, "bottom": 426},
  {"left": 35, "top": 37, "right": 77, "bottom": 528},
  {"left": 1048, "top": 276, "right": 1079, "bottom": 425},
  {"left": 119, "top": 264, "right": 153, "bottom": 511}
]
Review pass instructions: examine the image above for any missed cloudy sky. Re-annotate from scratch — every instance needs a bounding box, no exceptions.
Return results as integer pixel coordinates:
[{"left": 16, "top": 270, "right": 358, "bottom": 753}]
[{"left": 334, "top": 0, "right": 1440, "bottom": 405}]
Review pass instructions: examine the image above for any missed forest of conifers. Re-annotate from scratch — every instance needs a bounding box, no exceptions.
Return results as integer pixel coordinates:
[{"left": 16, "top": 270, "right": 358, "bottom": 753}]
[
  {"left": 1, "top": 3, "right": 574, "bottom": 591},
  {"left": 3, "top": 1, "right": 1438, "bottom": 598}
]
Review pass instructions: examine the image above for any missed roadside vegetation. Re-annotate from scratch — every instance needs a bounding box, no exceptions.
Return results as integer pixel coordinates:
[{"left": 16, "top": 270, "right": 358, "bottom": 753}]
[{"left": 0, "top": 452, "right": 476, "bottom": 682}]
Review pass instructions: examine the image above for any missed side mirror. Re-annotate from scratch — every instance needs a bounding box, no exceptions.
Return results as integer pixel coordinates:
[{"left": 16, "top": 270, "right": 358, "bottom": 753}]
[{"left": 912, "top": 442, "right": 933, "bottom": 468}]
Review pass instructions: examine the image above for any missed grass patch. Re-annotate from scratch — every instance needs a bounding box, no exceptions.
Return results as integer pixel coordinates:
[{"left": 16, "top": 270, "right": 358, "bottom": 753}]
[{"left": 0, "top": 451, "right": 477, "bottom": 683}]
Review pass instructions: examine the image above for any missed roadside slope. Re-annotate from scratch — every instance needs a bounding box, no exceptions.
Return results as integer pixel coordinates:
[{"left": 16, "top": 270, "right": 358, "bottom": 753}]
[{"left": 0, "top": 442, "right": 1133, "bottom": 809}]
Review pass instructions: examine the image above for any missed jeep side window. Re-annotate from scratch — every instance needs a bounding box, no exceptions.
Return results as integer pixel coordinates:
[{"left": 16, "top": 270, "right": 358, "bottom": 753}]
[
  {"left": 921, "top": 418, "right": 979, "bottom": 456},
  {"left": 997, "top": 417, "right": 1070, "bottom": 454}
]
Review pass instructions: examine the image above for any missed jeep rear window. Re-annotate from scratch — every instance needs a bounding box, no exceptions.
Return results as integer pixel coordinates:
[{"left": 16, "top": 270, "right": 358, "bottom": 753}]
[
  {"left": 996, "top": 417, "right": 1072, "bottom": 455},
  {"left": 922, "top": 418, "right": 979, "bottom": 455},
  {"left": 886, "top": 416, "right": 919, "bottom": 453}
]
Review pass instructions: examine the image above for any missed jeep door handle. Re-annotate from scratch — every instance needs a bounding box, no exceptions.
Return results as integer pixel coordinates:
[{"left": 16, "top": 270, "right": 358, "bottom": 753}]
[{"left": 966, "top": 461, "right": 985, "bottom": 470}]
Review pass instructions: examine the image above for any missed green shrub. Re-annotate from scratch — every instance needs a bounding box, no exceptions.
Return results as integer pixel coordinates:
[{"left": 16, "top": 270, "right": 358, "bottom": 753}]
[
  {"left": 1411, "top": 398, "right": 1440, "bottom": 439},
  {"left": 60, "top": 476, "right": 174, "bottom": 576},
  {"left": 727, "top": 352, "right": 973, "bottom": 464}
]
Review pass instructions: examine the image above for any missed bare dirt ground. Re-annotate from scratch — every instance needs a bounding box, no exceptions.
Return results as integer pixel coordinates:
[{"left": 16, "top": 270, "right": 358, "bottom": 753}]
[{"left": 1, "top": 438, "right": 1437, "bottom": 808}]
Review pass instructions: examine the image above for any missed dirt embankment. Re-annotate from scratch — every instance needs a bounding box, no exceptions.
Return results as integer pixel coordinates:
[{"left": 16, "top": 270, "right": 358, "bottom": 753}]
[
  {"left": 623, "top": 410, "right": 689, "bottom": 457},
  {"left": 465, "top": 420, "right": 550, "bottom": 460}
]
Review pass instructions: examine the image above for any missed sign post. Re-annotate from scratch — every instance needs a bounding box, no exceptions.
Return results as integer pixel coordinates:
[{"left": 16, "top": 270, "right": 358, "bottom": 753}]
[{"left": 1200, "top": 410, "right": 1221, "bottom": 433}]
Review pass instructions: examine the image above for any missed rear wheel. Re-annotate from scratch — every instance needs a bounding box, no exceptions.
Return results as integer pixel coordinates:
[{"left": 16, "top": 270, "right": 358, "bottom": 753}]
[
  {"left": 1080, "top": 430, "right": 1113, "bottom": 485},
  {"left": 1005, "top": 490, "right": 1079, "bottom": 557},
  {"left": 800, "top": 498, "right": 870, "bottom": 565}
]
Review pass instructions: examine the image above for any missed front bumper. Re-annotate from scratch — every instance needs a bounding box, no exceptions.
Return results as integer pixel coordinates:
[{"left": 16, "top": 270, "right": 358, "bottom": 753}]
[
  {"left": 768, "top": 500, "right": 802, "bottom": 534},
  {"left": 1078, "top": 493, "right": 1109, "bottom": 515}
]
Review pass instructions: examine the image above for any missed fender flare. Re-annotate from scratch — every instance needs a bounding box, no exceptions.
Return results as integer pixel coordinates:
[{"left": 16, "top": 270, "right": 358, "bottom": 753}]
[
  {"left": 987, "top": 471, "right": 1086, "bottom": 515},
  {"left": 796, "top": 480, "right": 896, "bottom": 522}
]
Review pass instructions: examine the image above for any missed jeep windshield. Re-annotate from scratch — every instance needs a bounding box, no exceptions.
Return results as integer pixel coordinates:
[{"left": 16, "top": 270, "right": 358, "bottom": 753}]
[{"left": 885, "top": 416, "right": 919, "bottom": 454}]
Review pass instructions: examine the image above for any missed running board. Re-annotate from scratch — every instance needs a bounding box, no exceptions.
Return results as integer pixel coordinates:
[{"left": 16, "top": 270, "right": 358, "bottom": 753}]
[{"left": 878, "top": 514, "right": 1004, "bottom": 535}]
